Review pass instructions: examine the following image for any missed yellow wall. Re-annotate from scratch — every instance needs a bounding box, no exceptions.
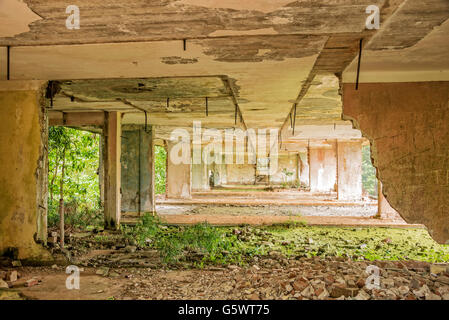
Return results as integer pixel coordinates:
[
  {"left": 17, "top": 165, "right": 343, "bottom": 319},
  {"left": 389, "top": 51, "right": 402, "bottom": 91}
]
[{"left": 0, "top": 87, "right": 51, "bottom": 261}]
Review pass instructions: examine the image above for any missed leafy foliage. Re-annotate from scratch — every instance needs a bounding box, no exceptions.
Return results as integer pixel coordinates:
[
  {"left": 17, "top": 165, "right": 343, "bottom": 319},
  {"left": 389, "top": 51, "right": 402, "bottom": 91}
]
[
  {"left": 48, "top": 128, "right": 167, "bottom": 229},
  {"left": 48, "top": 127, "right": 102, "bottom": 228},
  {"left": 362, "top": 145, "right": 378, "bottom": 197},
  {"left": 155, "top": 145, "right": 166, "bottom": 194},
  {"left": 122, "top": 214, "right": 248, "bottom": 265}
]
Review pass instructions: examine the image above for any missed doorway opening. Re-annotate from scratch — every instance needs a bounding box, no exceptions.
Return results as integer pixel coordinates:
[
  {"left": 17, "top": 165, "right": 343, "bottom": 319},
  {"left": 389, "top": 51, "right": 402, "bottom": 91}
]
[{"left": 47, "top": 126, "right": 102, "bottom": 230}]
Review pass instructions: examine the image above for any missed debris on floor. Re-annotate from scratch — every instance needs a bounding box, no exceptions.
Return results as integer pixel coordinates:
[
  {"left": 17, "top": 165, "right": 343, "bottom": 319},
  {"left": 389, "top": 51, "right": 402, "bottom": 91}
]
[{"left": 1, "top": 221, "right": 448, "bottom": 300}]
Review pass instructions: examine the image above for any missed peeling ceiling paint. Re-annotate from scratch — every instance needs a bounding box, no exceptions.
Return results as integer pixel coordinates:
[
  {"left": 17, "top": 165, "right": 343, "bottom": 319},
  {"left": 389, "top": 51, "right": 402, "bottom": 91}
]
[{"left": 0, "top": 0, "right": 41, "bottom": 37}]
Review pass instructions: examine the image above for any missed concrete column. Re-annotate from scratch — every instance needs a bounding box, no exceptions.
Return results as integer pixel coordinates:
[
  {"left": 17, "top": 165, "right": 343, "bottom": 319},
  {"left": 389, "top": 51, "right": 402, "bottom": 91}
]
[
  {"left": 192, "top": 149, "right": 209, "bottom": 191},
  {"left": 377, "top": 181, "right": 400, "bottom": 219},
  {"left": 166, "top": 141, "right": 191, "bottom": 199},
  {"left": 0, "top": 81, "right": 51, "bottom": 261},
  {"left": 298, "top": 151, "right": 309, "bottom": 187},
  {"left": 120, "top": 125, "right": 155, "bottom": 214},
  {"left": 146, "top": 126, "right": 156, "bottom": 214},
  {"left": 103, "top": 111, "right": 122, "bottom": 229},
  {"left": 99, "top": 135, "right": 105, "bottom": 208},
  {"left": 210, "top": 156, "right": 226, "bottom": 187},
  {"left": 296, "top": 153, "right": 300, "bottom": 183},
  {"left": 309, "top": 141, "right": 337, "bottom": 192},
  {"left": 337, "top": 140, "right": 362, "bottom": 200},
  {"left": 217, "top": 158, "right": 227, "bottom": 185}
]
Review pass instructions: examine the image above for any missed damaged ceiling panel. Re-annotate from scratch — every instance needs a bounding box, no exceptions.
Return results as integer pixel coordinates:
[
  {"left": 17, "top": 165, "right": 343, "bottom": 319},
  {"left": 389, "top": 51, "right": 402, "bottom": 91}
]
[
  {"left": 58, "top": 77, "right": 231, "bottom": 101},
  {"left": 50, "top": 77, "right": 241, "bottom": 129},
  {"left": 11, "top": 37, "right": 322, "bottom": 129},
  {"left": 0, "top": 0, "right": 41, "bottom": 37},
  {"left": 3, "top": 0, "right": 444, "bottom": 142},
  {"left": 343, "top": 2, "right": 449, "bottom": 83},
  {"left": 295, "top": 75, "right": 342, "bottom": 121},
  {"left": 195, "top": 35, "right": 326, "bottom": 63},
  {"left": 282, "top": 74, "right": 345, "bottom": 136},
  {"left": 366, "top": 0, "right": 449, "bottom": 51},
  {"left": 0, "top": 0, "right": 383, "bottom": 46}
]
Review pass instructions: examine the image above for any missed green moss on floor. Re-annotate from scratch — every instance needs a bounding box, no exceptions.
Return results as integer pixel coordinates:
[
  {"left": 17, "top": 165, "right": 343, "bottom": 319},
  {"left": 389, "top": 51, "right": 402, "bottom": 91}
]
[
  {"left": 247, "top": 225, "right": 449, "bottom": 262},
  {"left": 120, "top": 214, "right": 449, "bottom": 266}
]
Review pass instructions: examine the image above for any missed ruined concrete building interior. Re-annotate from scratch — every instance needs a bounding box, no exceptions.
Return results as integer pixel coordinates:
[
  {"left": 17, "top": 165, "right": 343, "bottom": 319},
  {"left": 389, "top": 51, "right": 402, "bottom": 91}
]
[{"left": 0, "top": 0, "right": 448, "bottom": 304}]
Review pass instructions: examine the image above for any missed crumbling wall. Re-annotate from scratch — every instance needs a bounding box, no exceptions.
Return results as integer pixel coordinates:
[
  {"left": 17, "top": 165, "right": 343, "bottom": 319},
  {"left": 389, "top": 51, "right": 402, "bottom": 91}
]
[
  {"left": 225, "top": 163, "right": 256, "bottom": 185},
  {"left": 0, "top": 81, "right": 52, "bottom": 261},
  {"left": 343, "top": 82, "right": 449, "bottom": 244},
  {"left": 269, "top": 154, "right": 298, "bottom": 184},
  {"left": 209, "top": 161, "right": 227, "bottom": 187},
  {"left": 377, "top": 182, "right": 402, "bottom": 220}
]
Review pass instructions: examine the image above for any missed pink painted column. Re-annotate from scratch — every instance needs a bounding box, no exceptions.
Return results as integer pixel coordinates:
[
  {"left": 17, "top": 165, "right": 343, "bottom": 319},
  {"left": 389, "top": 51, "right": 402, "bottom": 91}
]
[{"left": 337, "top": 140, "right": 362, "bottom": 200}]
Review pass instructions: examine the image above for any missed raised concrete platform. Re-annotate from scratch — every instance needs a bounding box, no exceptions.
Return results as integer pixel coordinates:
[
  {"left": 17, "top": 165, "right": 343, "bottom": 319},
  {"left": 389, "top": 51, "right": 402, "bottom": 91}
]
[
  {"left": 158, "top": 197, "right": 377, "bottom": 207},
  {"left": 159, "top": 189, "right": 377, "bottom": 207},
  {"left": 121, "top": 213, "right": 422, "bottom": 228}
]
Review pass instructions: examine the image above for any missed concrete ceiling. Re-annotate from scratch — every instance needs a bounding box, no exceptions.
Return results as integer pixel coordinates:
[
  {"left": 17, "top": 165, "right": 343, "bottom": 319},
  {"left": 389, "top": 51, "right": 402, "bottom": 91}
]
[
  {"left": 0, "top": 0, "right": 41, "bottom": 37},
  {"left": 5, "top": 38, "right": 322, "bottom": 130},
  {"left": 0, "top": 0, "right": 383, "bottom": 45},
  {"left": 343, "top": 0, "right": 449, "bottom": 83},
  {"left": 1, "top": 0, "right": 447, "bottom": 144}
]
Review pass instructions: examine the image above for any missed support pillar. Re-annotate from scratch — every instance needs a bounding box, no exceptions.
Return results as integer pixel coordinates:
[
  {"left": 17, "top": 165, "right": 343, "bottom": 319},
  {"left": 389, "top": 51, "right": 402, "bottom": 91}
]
[
  {"left": 0, "top": 80, "right": 51, "bottom": 261},
  {"left": 337, "top": 140, "right": 362, "bottom": 200},
  {"left": 377, "top": 181, "right": 400, "bottom": 220},
  {"left": 99, "top": 135, "right": 105, "bottom": 208},
  {"left": 210, "top": 155, "right": 226, "bottom": 187},
  {"left": 309, "top": 141, "right": 337, "bottom": 192},
  {"left": 295, "top": 153, "right": 300, "bottom": 183},
  {"left": 120, "top": 125, "right": 156, "bottom": 214},
  {"left": 146, "top": 126, "right": 156, "bottom": 214},
  {"left": 166, "top": 140, "right": 191, "bottom": 199},
  {"left": 217, "top": 158, "right": 227, "bottom": 186},
  {"left": 103, "top": 111, "right": 121, "bottom": 229},
  {"left": 192, "top": 151, "right": 209, "bottom": 191},
  {"left": 298, "top": 150, "right": 309, "bottom": 187}
]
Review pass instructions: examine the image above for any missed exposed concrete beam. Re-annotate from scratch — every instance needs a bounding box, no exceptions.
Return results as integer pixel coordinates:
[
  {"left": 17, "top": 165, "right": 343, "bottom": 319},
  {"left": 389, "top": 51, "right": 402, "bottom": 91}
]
[
  {"left": 48, "top": 111, "right": 105, "bottom": 127},
  {"left": 1, "top": 38, "right": 319, "bottom": 130},
  {"left": 280, "top": 0, "right": 406, "bottom": 140}
]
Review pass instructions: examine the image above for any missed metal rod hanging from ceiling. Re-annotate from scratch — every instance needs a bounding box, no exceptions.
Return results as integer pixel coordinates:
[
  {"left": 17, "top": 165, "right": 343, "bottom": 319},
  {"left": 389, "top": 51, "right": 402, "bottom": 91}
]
[
  {"left": 6, "top": 46, "right": 10, "bottom": 80},
  {"left": 144, "top": 111, "right": 149, "bottom": 133},
  {"left": 356, "top": 38, "right": 363, "bottom": 90},
  {"left": 292, "top": 103, "right": 297, "bottom": 135}
]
